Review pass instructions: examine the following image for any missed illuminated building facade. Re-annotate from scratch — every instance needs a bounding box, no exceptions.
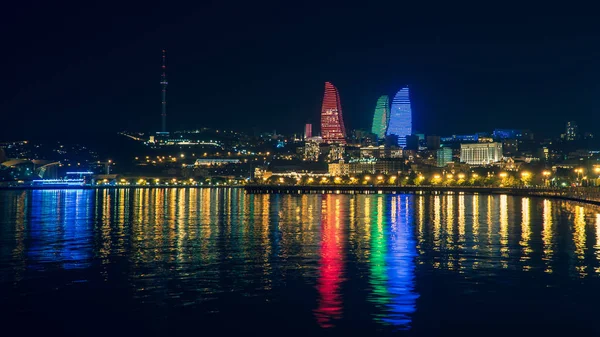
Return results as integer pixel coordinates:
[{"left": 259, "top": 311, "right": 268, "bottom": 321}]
[
  {"left": 320, "top": 82, "right": 346, "bottom": 144},
  {"left": 304, "top": 123, "right": 313, "bottom": 140},
  {"left": 371, "top": 95, "right": 390, "bottom": 139},
  {"left": 386, "top": 87, "right": 412, "bottom": 147},
  {"left": 327, "top": 144, "right": 345, "bottom": 162},
  {"left": 566, "top": 121, "right": 578, "bottom": 141},
  {"left": 304, "top": 140, "right": 321, "bottom": 161},
  {"left": 460, "top": 142, "right": 503, "bottom": 165},
  {"left": 328, "top": 160, "right": 349, "bottom": 176},
  {"left": 436, "top": 147, "right": 453, "bottom": 167}
]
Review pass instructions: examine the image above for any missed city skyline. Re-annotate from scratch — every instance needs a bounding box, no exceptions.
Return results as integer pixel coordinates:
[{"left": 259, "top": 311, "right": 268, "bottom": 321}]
[{"left": 2, "top": 4, "right": 600, "bottom": 141}]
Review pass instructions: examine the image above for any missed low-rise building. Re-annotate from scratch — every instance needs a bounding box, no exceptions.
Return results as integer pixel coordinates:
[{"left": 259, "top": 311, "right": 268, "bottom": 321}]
[{"left": 460, "top": 142, "right": 503, "bottom": 165}]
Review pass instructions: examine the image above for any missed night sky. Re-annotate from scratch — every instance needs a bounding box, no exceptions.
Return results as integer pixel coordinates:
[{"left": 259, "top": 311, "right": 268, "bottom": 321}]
[{"left": 2, "top": 2, "right": 600, "bottom": 141}]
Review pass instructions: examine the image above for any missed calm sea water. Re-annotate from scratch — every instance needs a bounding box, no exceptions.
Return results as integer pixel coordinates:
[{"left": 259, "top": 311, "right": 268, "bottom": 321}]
[{"left": 1, "top": 189, "right": 600, "bottom": 336}]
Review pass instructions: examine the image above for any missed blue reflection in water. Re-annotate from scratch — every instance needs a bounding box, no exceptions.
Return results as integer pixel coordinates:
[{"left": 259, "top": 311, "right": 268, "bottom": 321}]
[
  {"left": 28, "top": 190, "right": 93, "bottom": 270},
  {"left": 384, "top": 195, "right": 418, "bottom": 328}
]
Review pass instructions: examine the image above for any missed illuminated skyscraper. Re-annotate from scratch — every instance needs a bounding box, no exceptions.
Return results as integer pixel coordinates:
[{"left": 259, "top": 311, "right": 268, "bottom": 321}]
[
  {"left": 320, "top": 82, "right": 346, "bottom": 144},
  {"left": 386, "top": 87, "right": 412, "bottom": 147},
  {"left": 371, "top": 95, "right": 390, "bottom": 139},
  {"left": 565, "top": 121, "right": 578, "bottom": 141},
  {"left": 304, "top": 123, "right": 313, "bottom": 140}
]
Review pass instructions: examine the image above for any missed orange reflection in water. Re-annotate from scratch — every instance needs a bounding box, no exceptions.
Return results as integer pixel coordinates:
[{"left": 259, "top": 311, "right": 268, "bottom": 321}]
[{"left": 315, "top": 195, "right": 345, "bottom": 328}]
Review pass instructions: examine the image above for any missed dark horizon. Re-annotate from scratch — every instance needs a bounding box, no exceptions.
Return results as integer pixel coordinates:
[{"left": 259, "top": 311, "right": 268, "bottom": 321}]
[{"left": 2, "top": 2, "right": 600, "bottom": 140}]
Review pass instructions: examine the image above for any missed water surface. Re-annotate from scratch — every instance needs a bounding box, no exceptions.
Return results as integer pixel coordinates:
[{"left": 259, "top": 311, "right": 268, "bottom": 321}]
[{"left": 1, "top": 189, "right": 600, "bottom": 336}]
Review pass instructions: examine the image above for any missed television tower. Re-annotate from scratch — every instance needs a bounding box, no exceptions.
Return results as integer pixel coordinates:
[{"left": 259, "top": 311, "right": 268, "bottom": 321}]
[{"left": 160, "top": 49, "right": 168, "bottom": 133}]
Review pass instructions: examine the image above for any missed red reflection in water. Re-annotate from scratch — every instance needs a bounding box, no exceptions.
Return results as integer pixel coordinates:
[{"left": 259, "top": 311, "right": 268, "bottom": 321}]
[{"left": 314, "top": 196, "right": 344, "bottom": 328}]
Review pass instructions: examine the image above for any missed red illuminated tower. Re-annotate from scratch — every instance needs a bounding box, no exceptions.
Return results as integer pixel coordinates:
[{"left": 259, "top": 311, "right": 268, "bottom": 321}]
[{"left": 320, "top": 82, "right": 346, "bottom": 144}]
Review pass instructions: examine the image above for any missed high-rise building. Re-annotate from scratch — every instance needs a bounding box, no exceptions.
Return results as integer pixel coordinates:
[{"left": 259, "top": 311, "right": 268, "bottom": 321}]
[
  {"left": 427, "top": 135, "right": 441, "bottom": 150},
  {"left": 386, "top": 87, "right": 412, "bottom": 147},
  {"left": 460, "top": 143, "right": 503, "bottom": 165},
  {"left": 370, "top": 95, "right": 390, "bottom": 139},
  {"left": 320, "top": 82, "right": 346, "bottom": 144},
  {"left": 436, "top": 147, "right": 452, "bottom": 167},
  {"left": 304, "top": 123, "right": 313, "bottom": 140},
  {"left": 566, "top": 121, "right": 578, "bottom": 141},
  {"left": 349, "top": 129, "right": 376, "bottom": 147}
]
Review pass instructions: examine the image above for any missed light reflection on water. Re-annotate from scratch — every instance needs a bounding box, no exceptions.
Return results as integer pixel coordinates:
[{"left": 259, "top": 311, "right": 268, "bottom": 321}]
[{"left": 2, "top": 189, "right": 600, "bottom": 334}]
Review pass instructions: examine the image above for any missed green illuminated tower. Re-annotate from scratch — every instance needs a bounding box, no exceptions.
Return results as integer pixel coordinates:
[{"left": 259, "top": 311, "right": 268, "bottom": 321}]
[{"left": 371, "top": 95, "right": 390, "bottom": 139}]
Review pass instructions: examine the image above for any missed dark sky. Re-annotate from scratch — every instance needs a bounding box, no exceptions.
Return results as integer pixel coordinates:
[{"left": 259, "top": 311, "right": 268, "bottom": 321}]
[{"left": 2, "top": 2, "right": 600, "bottom": 140}]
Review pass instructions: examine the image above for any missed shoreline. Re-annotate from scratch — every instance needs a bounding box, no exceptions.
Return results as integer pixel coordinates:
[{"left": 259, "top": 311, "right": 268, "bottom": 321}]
[{"left": 1, "top": 184, "right": 599, "bottom": 206}]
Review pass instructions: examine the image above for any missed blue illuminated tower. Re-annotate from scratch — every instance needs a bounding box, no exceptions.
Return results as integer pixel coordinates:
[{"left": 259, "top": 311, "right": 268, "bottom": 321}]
[{"left": 386, "top": 87, "right": 412, "bottom": 147}]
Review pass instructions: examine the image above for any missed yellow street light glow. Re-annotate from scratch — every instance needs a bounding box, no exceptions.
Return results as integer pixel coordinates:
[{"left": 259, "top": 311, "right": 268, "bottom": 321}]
[
  {"left": 543, "top": 170, "right": 551, "bottom": 176},
  {"left": 457, "top": 173, "right": 465, "bottom": 179},
  {"left": 433, "top": 174, "right": 441, "bottom": 179},
  {"left": 521, "top": 172, "right": 531, "bottom": 178},
  {"left": 365, "top": 176, "right": 371, "bottom": 181},
  {"left": 499, "top": 172, "right": 508, "bottom": 178},
  {"left": 447, "top": 174, "right": 453, "bottom": 179},
  {"left": 472, "top": 173, "right": 479, "bottom": 178},
  {"left": 377, "top": 175, "right": 384, "bottom": 180}
]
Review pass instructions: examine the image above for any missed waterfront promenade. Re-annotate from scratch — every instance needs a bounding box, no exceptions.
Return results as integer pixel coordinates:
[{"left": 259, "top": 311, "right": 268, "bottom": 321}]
[
  {"left": 1, "top": 184, "right": 600, "bottom": 206},
  {"left": 244, "top": 184, "right": 600, "bottom": 206}
]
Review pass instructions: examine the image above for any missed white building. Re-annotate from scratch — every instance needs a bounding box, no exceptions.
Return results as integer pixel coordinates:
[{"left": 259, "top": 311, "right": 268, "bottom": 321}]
[{"left": 460, "top": 143, "right": 503, "bottom": 165}]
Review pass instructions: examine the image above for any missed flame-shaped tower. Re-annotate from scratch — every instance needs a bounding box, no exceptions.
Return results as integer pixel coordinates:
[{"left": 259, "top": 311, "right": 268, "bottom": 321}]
[{"left": 320, "top": 82, "right": 346, "bottom": 144}]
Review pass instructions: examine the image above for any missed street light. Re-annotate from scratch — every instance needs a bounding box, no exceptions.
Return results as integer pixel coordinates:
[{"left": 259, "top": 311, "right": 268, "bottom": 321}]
[
  {"left": 499, "top": 172, "right": 508, "bottom": 178},
  {"left": 575, "top": 168, "right": 584, "bottom": 185},
  {"left": 458, "top": 173, "right": 465, "bottom": 179},
  {"left": 542, "top": 170, "right": 551, "bottom": 187}
]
